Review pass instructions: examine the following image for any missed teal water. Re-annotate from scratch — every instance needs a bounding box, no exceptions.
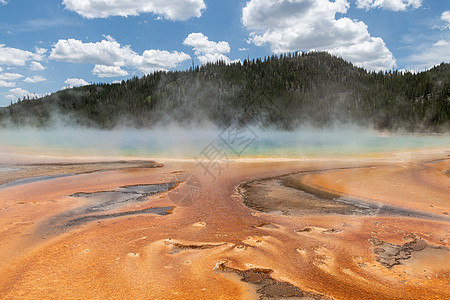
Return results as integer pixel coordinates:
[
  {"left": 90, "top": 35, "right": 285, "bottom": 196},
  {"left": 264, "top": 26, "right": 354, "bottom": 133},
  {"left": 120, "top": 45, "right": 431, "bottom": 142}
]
[{"left": 1, "top": 127, "right": 449, "bottom": 158}]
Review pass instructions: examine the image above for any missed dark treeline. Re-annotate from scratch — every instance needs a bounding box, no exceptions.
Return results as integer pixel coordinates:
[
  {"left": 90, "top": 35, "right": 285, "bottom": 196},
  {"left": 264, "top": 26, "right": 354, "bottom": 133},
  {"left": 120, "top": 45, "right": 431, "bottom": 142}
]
[{"left": 1, "top": 52, "right": 449, "bottom": 131}]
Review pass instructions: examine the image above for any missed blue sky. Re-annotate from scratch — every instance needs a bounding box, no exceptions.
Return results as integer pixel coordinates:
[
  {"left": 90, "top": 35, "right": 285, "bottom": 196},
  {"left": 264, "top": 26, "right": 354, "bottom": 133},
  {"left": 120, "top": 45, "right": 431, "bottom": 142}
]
[{"left": 0, "top": 0, "right": 449, "bottom": 106}]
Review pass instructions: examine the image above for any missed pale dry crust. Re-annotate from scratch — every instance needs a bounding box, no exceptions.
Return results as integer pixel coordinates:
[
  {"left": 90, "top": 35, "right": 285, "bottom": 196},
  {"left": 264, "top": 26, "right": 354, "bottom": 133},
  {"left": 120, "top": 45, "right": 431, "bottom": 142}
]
[
  {"left": 0, "top": 150, "right": 449, "bottom": 299},
  {"left": 299, "top": 159, "right": 450, "bottom": 216}
]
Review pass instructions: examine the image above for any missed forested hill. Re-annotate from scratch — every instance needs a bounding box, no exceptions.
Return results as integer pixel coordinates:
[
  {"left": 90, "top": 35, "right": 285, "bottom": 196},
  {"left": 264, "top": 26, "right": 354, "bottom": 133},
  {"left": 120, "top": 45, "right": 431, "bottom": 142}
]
[{"left": 1, "top": 52, "right": 449, "bottom": 131}]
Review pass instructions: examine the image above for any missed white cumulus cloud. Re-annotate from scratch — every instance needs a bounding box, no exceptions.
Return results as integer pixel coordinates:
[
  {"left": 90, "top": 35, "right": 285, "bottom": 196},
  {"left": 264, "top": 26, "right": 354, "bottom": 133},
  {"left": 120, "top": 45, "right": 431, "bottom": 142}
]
[
  {"left": 62, "top": 0, "right": 206, "bottom": 21},
  {"left": 433, "top": 40, "right": 449, "bottom": 46},
  {"left": 135, "top": 49, "right": 191, "bottom": 73},
  {"left": 64, "top": 78, "right": 89, "bottom": 88},
  {"left": 30, "top": 61, "right": 46, "bottom": 71},
  {"left": 50, "top": 35, "right": 190, "bottom": 75},
  {"left": 49, "top": 35, "right": 132, "bottom": 66},
  {"left": 442, "top": 10, "right": 450, "bottom": 29},
  {"left": 5, "top": 88, "right": 44, "bottom": 101},
  {"left": 356, "top": 0, "right": 422, "bottom": 11},
  {"left": 0, "top": 72, "right": 23, "bottom": 81},
  {"left": 330, "top": 37, "right": 396, "bottom": 71},
  {"left": 0, "top": 80, "right": 15, "bottom": 87},
  {"left": 23, "top": 75, "right": 46, "bottom": 83},
  {"left": 0, "top": 0, "right": 8, "bottom": 5},
  {"left": 242, "top": 0, "right": 396, "bottom": 71},
  {"left": 183, "top": 32, "right": 231, "bottom": 64},
  {"left": 0, "top": 44, "right": 44, "bottom": 66},
  {"left": 0, "top": 72, "right": 22, "bottom": 87},
  {"left": 92, "top": 65, "right": 129, "bottom": 77},
  {"left": 6, "top": 88, "right": 30, "bottom": 100}
]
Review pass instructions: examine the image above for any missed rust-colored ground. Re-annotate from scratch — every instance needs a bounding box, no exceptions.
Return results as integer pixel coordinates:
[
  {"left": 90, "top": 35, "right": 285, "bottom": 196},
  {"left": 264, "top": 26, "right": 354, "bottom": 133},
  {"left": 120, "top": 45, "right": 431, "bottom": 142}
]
[{"left": 0, "top": 150, "right": 449, "bottom": 299}]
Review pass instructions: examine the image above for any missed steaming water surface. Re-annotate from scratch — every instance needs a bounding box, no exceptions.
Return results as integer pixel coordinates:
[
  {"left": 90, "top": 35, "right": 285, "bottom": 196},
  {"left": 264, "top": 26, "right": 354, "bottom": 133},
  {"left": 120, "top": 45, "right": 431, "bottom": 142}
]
[{"left": 1, "top": 127, "right": 449, "bottom": 158}]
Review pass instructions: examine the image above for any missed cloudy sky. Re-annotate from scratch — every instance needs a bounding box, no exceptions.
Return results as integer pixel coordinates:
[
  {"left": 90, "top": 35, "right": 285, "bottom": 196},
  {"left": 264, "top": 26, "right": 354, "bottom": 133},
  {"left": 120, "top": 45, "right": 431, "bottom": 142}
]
[{"left": 0, "top": 0, "right": 449, "bottom": 106}]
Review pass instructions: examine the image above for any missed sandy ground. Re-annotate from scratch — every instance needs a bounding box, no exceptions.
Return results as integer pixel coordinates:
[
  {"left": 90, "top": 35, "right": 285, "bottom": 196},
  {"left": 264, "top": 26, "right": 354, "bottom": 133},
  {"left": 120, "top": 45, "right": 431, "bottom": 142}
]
[{"left": 0, "top": 150, "right": 449, "bottom": 299}]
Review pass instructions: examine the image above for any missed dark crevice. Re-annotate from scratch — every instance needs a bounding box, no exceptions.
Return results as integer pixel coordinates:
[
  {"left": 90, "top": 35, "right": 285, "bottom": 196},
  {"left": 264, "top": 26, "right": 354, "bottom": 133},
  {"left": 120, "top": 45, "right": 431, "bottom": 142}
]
[{"left": 214, "top": 260, "right": 329, "bottom": 299}]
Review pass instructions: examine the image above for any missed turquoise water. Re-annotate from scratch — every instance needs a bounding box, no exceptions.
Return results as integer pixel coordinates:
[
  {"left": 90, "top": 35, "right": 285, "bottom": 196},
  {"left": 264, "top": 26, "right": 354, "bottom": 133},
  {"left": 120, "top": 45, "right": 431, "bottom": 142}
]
[
  {"left": 244, "top": 130, "right": 450, "bottom": 157},
  {"left": 0, "top": 127, "right": 449, "bottom": 158}
]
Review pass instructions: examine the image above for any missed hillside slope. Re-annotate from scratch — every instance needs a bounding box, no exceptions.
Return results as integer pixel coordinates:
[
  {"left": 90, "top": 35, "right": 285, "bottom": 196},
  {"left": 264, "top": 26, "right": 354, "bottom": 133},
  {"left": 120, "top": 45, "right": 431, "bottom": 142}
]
[{"left": 1, "top": 52, "right": 449, "bottom": 131}]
